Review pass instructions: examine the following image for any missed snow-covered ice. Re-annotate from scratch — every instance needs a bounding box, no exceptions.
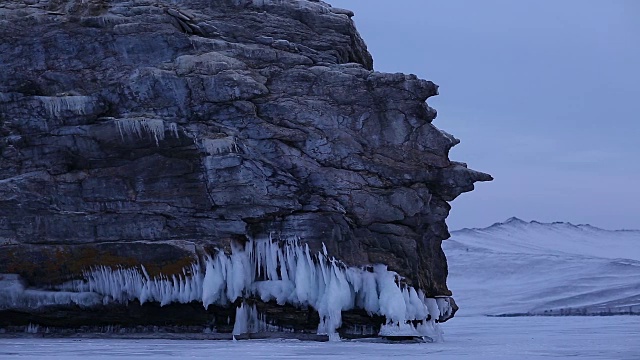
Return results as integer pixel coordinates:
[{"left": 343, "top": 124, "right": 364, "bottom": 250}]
[
  {"left": 1, "top": 317, "right": 638, "bottom": 360},
  {"left": 444, "top": 218, "right": 640, "bottom": 316},
  {"left": 449, "top": 217, "right": 640, "bottom": 261}
]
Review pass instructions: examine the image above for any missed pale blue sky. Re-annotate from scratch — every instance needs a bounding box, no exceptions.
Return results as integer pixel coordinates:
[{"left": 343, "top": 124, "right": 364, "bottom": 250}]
[{"left": 330, "top": 0, "right": 639, "bottom": 230}]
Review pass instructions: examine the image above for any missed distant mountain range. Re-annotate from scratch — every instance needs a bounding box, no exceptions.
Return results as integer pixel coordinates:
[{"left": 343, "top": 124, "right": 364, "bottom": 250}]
[{"left": 444, "top": 218, "right": 640, "bottom": 316}]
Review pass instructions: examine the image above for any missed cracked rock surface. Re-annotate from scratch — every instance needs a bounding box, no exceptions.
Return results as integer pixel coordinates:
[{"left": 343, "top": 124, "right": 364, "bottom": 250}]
[{"left": 0, "top": 0, "right": 491, "bottom": 321}]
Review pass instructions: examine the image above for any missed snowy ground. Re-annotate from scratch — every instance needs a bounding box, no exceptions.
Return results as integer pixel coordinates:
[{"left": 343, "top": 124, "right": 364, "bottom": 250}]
[{"left": 1, "top": 317, "right": 638, "bottom": 359}]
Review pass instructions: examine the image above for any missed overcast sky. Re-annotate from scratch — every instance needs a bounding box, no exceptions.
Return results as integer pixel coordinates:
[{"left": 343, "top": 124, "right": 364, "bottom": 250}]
[{"left": 330, "top": 0, "right": 639, "bottom": 230}]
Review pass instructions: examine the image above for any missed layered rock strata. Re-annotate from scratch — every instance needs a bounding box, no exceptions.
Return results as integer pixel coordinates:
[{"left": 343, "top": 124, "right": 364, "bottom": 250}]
[{"left": 0, "top": 0, "right": 491, "bottom": 337}]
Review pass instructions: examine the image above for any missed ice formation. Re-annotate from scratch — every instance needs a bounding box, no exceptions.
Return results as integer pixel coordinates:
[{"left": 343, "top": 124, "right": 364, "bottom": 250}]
[
  {"left": 25, "top": 323, "right": 39, "bottom": 334},
  {"left": 37, "top": 95, "right": 95, "bottom": 118},
  {"left": 0, "top": 274, "right": 102, "bottom": 310},
  {"left": 201, "top": 136, "right": 240, "bottom": 155},
  {"left": 115, "top": 118, "right": 179, "bottom": 145},
  {"left": 232, "top": 302, "right": 279, "bottom": 335},
  {"left": 1, "top": 239, "right": 451, "bottom": 340},
  {"left": 73, "top": 238, "right": 451, "bottom": 340}
]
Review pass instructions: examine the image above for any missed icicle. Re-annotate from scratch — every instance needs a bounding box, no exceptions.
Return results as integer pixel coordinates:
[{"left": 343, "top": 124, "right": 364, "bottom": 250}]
[
  {"left": 232, "top": 302, "right": 266, "bottom": 335},
  {"left": 169, "top": 122, "right": 179, "bottom": 138},
  {"left": 202, "top": 254, "right": 226, "bottom": 309},
  {"left": 25, "top": 323, "right": 39, "bottom": 334},
  {"left": 436, "top": 297, "right": 453, "bottom": 320},
  {"left": 375, "top": 264, "right": 407, "bottom": 324},
  {"left": 232, "top": 302, "right": 249, "bottom": 336}
]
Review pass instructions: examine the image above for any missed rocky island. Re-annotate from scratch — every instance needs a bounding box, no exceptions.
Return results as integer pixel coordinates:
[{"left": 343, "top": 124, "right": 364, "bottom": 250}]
[{"left": 0, "top": 0, "right": 491, "bottom": 340}]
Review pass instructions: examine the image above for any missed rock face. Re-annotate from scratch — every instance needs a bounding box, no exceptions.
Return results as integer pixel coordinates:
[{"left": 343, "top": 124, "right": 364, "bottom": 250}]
[{"left": 0, "top": 0, "right": 491, "bottom": 334}]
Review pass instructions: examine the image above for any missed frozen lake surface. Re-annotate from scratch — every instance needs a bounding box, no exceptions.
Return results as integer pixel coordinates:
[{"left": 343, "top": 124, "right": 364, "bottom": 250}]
[
  {"left": 444, "top": 220, "right": 640, "bottom": 316},
  {"left": 1, "top": 316, "right": 638, "bottom": 359}
]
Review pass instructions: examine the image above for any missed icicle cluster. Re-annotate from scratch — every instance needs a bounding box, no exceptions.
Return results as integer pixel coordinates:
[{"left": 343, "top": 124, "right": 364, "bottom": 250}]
[
  {"left": 37, "top": 95, "right": 95, "bottom": 118},
  {"left": 233, "top": 302, "right": 271, "bottom": 335},
  {"left": 79, "top": 263, "right": 203, "bottom": 306},
  {"left": 115, "top": 118, "right": 179, "bottom": 145},
  {"left": 0, "top": 274, "right": 102, "bottom": 310},
  {"left": 77, "top": 238, "right": 452, "bottom": 340}
]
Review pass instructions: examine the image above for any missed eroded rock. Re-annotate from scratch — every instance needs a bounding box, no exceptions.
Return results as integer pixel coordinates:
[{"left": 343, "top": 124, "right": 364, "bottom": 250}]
[{"left": 0, "top": 0, "right": 490, "bottom": 336}]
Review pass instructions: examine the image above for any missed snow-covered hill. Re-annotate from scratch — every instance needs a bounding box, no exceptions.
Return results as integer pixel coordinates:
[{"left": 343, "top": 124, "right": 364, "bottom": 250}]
[{"left": 443, "top": 218, "right": 640, "bottom": 316}]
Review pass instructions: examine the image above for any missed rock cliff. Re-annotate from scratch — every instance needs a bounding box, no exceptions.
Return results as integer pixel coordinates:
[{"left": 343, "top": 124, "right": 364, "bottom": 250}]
[{"left": 0, "top": 0, "right": 491, "bottom": 337}]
